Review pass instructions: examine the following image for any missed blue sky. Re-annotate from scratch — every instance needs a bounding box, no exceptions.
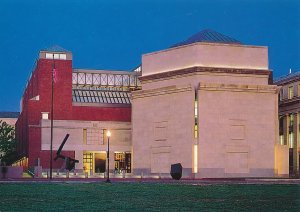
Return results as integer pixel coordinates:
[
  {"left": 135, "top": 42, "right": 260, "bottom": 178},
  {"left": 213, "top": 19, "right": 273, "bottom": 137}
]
[{"left": 0, "top": 0, "right": 299, "bottom": 112}]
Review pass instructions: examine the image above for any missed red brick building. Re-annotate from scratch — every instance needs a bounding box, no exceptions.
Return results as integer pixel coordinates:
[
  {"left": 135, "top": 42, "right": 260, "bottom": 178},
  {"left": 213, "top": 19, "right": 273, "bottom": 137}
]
[{"left": 16, "top": 46, "right": 140, "bottom": 171}]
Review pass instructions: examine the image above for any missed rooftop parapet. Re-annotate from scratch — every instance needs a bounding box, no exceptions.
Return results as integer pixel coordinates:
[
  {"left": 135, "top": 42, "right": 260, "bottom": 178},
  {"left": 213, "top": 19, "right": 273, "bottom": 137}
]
[
  {"left": 142, "top": 30, "right": 269, "bottom": 76},
  {"left": 39, "top": 45, "right": 72, "bottom": 60}
]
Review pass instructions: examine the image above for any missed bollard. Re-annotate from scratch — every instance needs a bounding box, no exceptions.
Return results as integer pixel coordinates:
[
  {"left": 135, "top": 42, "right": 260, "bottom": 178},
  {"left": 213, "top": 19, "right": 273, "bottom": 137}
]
[
  {"left": 85, "top": 172, "right": 88, "bottom": 178},
  {"left": 141, "top": 172, "right": 143, "bottom": 179},
  {"left": 56, "top": 170, "right": 59, "bottom": 176},
  {"left": 122, "top": 170, "right": 125, "bottom": 179},
  {"left": 66, "top": 171, "right": 69, "bottom": 178}
]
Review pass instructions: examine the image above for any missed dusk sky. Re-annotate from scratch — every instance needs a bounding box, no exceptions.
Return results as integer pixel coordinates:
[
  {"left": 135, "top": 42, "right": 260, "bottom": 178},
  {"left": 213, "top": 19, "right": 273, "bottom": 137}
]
[{"left": 0, "top": 0, "right": 299, "bottom": 112}]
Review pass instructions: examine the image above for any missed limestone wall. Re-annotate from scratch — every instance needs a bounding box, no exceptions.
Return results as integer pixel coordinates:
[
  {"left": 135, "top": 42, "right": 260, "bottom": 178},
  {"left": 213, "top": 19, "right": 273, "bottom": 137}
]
[
  {"left": 197, "top": 83, "right": 278, "bottom": 178},
  {"left": 142, "top": 42, "right": 268, "bottom": 76},
  {"left": 40, "top": 120, "right": 131, "bottom": 169},
  {"left": 132, "top": 85, "right": 194, "bottom": 177}
]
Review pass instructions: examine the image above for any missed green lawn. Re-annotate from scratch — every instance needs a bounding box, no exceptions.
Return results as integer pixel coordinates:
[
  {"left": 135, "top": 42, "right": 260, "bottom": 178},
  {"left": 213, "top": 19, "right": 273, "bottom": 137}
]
[{"left": 0, "top": 183, "right": 299, "bottom": 211}]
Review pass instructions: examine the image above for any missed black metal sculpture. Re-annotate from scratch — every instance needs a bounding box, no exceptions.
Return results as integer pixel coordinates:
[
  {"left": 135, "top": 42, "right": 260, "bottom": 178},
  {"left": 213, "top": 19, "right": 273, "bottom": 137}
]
[
  {"left": 170, "top": 163, "right": 182, "bottom": 180},
  {"left": 54, "top": 134, "right": 79, "bottom": 171}
]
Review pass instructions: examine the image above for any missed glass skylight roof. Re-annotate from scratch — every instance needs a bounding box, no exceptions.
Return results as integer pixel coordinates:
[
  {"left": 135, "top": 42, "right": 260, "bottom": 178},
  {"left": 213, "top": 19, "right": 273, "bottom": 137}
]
[
  {"left": 71, "top": 69, "right": 141, "bottom": 105},
  {"left": 72, "top": 89, "right": 131, "bottom": 104}
]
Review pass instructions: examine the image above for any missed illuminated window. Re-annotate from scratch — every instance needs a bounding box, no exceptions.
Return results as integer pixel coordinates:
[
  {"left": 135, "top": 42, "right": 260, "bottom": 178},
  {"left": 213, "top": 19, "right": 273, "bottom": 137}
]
[
  {"left": 289, "top": 132, "right": 294, "bottom": 148},
  {"left": 279, "top": 117, "right": 284, "bottom": 142},
  {"left": 195, "top": 101, "right": 198, "bottom": 118},
  {"left": 59, "top": 54, "right": 66, "bottom": 60},
  {"left": 290, "top": 114, "right": 294, "bottom": 128},
  {"left": 45, "top": 53, "right": 53, "bottom": 59},
  {"left": 83, "top": 152, "right": 93, "bottom": 173},
  {"left": 114, "top": 152, "right": 131, "bottom": 173},
  {"left": 194, "top": 91, "right": 198, "bottom": 138},
  {"left": 288, "top": 86, "right": 294, "bottom": 99},
  {"left": 279, "top": 135, "right": 284, "bottom": 145},
  {"left": 41, "top": 112, "right": 49, "bottom": 120},
  {"left": 53, "top": 54, "right": 59, "bottom": 59},
  {"left": 83, "top": 129, "right": 87, "bottom": 144},
  {"left": 194, "top": 125, "right": 198, "bottom": 138},
  {"left": 45, "top": 53, "right": 67, "bottom": 60},
  {"left": 193, "top": 145, "right": 198, "bottom": 173}
]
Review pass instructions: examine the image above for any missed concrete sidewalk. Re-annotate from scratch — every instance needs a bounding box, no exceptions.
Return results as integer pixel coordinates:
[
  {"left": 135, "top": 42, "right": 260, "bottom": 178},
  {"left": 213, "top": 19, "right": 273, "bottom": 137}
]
[{"left": 1, "top": 177, "right": 300, "bottom": 184}]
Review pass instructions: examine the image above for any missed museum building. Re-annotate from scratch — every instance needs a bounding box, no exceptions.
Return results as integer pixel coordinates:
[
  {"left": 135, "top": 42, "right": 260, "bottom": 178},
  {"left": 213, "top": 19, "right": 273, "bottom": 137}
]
[
  {"left": 16, "top": 29, "right": 288, "bottom": 178},
  {"left": 16, "top": 46, "right": 140, "bottom": 174},
  {"left": 275, "top": 71, "right": 300, "bottom": 176}
]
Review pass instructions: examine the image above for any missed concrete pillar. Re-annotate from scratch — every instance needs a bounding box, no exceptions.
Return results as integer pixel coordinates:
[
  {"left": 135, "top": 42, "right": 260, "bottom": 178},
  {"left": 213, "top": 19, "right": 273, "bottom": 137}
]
[
  {"left": 75, "top": 150, "right": 83, "bottom": 170},
  {"left": 283, "top": 114, "right": 289, "bottom": 145},
  {"left": 293, "top": 113, "right": 299, "bottom": 174}
]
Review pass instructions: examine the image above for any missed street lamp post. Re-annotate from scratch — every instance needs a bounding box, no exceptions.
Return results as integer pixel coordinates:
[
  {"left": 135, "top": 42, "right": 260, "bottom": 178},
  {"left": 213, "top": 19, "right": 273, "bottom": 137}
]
[
  {"left": 50, "top": 55, "right": 55, "bottom": 180},
  {"left": 106, "top": 130, "right": 111, "bottom": 183}
]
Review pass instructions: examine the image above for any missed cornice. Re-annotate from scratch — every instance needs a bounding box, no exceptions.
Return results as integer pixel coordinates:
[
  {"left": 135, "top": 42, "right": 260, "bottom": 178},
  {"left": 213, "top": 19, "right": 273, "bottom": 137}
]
[
  {"left": 198, "top": 83, "right": 278, "bottom": 94},
  {"left": 139, "top": 66, "right": 271, "bottom": 82},
  {"left": 132, "top": 85, "right": 192, "bottom": 99}
]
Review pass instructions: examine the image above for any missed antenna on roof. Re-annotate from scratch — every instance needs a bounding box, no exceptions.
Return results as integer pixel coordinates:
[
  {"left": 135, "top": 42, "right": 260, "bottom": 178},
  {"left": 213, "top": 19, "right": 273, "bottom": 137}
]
[{"left": 289, "top": 68, "right": 292, "bottom": 74}]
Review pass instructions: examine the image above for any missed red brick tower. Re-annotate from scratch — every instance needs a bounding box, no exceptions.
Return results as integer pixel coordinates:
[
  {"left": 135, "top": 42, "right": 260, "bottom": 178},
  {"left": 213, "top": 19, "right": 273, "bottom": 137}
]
[{"left": 16, "top": 46, "right": 75, "bottom": 168}]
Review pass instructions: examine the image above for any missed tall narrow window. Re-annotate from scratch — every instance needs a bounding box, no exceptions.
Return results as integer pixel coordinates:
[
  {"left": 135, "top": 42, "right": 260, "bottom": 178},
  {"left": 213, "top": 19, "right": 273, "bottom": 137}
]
[
  {"left": 279, "top": 135, "right": 284, "bottom": 145},
  {"left": 83, "top": 129, "right": 87, "bottom": 144},
  {"left": 289, "top": 114, "right": 294, "bottom": 148},
  {"left": 194, "top": 91, "right": 198, "bottom": 138},
  {"left": 193, "top": 90, "right": 198, "bottom": 174},
  {"left": 289, "top": 132, "right": 294, "bottom": 148},
  {"left": 83, "top": 152, "right": 93, "bottom": 173},
  {"left": 114, "top": 152, "right": 131, "bottom": 173},
  {"left": 279, "top": 117, "right": 284, "bottom": 145},
  {"left": 193, "top": 144, "right": 198, "bottom": 173},
  {"left": 279, "top": 89, "right": 283, "bottom": 101},
  {"left": 288, "top": 86, "right": 294, "bottom": 99},
  {"left": 290, "top": 114, "right": 294, "bottom": 129}
]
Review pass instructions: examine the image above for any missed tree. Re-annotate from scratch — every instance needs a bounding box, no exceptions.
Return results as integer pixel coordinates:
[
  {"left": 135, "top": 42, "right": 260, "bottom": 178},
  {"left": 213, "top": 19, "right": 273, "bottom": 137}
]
[{"left": 0, "top": 120, "right": 17, "bottom": 164}]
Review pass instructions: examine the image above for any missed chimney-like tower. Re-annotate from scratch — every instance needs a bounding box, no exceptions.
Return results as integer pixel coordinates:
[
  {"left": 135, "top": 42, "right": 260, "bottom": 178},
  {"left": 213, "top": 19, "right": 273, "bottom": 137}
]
[{"left": 37, "top": 45, "right": 73, "bottom": 120}]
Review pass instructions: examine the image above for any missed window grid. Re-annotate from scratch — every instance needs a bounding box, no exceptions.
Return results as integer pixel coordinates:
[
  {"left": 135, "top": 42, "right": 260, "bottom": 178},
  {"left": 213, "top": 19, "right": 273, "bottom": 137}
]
[
  {"left": 72, "top": 72, "right": 140, "bottom": 89},
  {"left": 72, "top": 89, "right": 131, "bottom": 104},
  {"left": 288, "top": 86, "right": 294, "bottom": 99}
]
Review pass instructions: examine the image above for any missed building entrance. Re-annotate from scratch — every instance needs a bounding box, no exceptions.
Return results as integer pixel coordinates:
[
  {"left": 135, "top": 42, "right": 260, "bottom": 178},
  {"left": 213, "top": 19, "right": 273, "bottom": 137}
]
[
  {"left": 114, "top": 152, "right": 131, "bottom": 173},
  {"left": 289, "top": 149, "right": 300, "bottom": 175},
  {"left": 83, "top": 151, "right": 106, "bottom": 174},
  {"left": 95, "top": 153, "right": 106, "bottom": 173},
  {"left": 83, "top": 152, "right": 93, "bottom": 173}
]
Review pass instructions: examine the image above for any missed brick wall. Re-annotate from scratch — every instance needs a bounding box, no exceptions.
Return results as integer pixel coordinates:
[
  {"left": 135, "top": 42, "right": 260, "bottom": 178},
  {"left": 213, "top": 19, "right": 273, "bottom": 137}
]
[{"left": 16, "top": 55, "right": 131, "bottom": 169}]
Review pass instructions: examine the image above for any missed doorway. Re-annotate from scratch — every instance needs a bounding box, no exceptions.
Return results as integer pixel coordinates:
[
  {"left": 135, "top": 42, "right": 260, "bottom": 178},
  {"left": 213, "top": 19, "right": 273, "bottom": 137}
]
[
  {"left": 95, "top": 152, "right": 106, "bottom": 173},
  {"left": 114, "top": 152, "right": 131, "bottom": 173}
]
